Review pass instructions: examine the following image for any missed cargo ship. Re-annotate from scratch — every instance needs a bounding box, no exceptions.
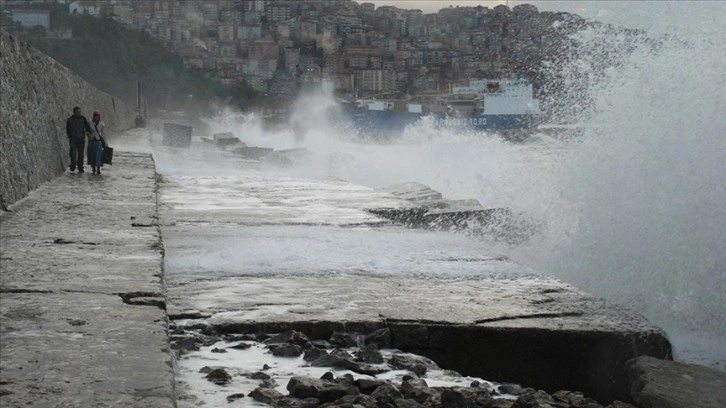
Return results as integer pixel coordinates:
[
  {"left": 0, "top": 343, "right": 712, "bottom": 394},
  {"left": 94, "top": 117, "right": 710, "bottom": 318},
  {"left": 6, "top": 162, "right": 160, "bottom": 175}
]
[{"left": 345, "top": 79, "right": 540, "bottom": 135}]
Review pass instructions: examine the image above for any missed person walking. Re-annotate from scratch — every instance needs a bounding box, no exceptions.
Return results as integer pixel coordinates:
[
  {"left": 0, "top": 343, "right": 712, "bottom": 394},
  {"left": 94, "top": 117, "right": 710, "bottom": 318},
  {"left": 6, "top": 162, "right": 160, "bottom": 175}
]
[
  {"left": 65, "top": 106, "right": 93, "bottom": 173},
  {"left": 88, "top": 110, "right": 105, "bottom": 174}
]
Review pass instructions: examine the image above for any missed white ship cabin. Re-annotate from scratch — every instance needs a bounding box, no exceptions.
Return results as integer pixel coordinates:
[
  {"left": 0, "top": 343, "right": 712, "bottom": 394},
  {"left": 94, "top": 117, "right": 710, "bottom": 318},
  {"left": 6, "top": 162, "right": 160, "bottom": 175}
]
[
  {"left": 450, "top": 79, "right": 540, "bottom": 115},
  {"left": 355, "top": 100, "right": 423, "bottom": 113}
]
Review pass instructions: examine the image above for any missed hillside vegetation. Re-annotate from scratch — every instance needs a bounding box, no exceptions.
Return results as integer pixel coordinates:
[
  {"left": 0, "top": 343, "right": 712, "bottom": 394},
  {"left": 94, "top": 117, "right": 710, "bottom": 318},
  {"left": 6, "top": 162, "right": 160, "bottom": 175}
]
[{"left": 25, "top": 14, "right": 257, "bottom": 114}]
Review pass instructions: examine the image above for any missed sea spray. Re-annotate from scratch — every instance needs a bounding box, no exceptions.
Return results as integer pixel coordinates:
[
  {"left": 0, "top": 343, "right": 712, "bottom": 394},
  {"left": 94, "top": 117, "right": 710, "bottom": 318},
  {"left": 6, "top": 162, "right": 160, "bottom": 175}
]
[{"left": 513, "top": 4, "right": 726, "bottom": 369}]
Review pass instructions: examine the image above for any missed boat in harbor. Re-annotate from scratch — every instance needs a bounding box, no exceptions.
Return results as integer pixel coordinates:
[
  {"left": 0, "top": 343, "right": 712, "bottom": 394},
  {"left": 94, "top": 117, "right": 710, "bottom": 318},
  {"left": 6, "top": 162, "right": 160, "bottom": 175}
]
[{"left": 345, "top": 79, "right": 541, "bottom": 136}]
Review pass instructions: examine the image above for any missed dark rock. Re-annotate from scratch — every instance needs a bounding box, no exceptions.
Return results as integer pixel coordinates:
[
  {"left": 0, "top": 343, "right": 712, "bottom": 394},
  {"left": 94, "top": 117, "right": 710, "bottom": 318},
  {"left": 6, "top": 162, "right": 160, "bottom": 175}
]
[
  {"left": 309, "top": 349, "right": 363, "bottom": 370},
  {"left": 605, "top": 402, "right": 637, "bottom": 408},
  {"left": 354, "top": 378, "right": 384, "bottom": 394},
  {"left": 338, "top": 373, "right": 355, "bottom": 385},
  {"left": 365, "top": 328, "right": 391, "bottom": 348},
  {"left": 205, "top": 368, "right": 232, "bottom": 385},
  {"left": 330, "top": 348, "right": 354, "bottom": 360},
  {"left": 552, "top": 390, "right": 602, "bottom": 407},
  {"left": 490, "top": 399, "right": 517, "bottom": 408},
  {"left": 229, "top": 342, "right": 253, "bottom": 350},
  {"left": 198, "top": 335, "right": 219, "bottom": 347},
  {"left": 311, "top": 339, "right": 333, "bottom": 349},
  {"left": 250, "top": 371, "right": 271, "bottom": 380},
  {"left": 271, "top": 343, "right": 303, "bottom": 357},
  {"left": 310, "top": 353, "right": 341, "bottom": 367},
  {"left": 389, "top": 354, "right": 436, "bottom": 373},
  {"left": 401, "top": 378, "right": 436, "bottom": 404},
  {"left": 304, "top": 348, "right": 328, "bottom": 362},
  {"left": 226, "top": 393, "right": 245, "bottom": 402},
  {"left": 499, "top": 384, "right": 525, "bottom": 396},
  {"left": 265, "top": 330, "right": 310, "bottom": 344},
  {"left": 334, "top": 394, "right": 378, "bottom": 407},
  {"left": 199, "top": 324, "right": 217, "bottom": 336},
  {"left": 318, "top": 384, "right": 352, "bottom": 403},
  {"left": 249, "top": 387, "right": 285, "bottom": 404},
  {"left": 223, "top": 333, "right": 257, "bottom": 342},
  {"left": 320, "top": 372, "right": 335, "bottom": 382},
  {"left": 286, "top": 397, "right": 321, "bottom": 408},
  {"left": 171, "top": 337, "right": 199, "bottom": 352},
  {"left": 260, "top": 378, "right": 278, "bottom": 389},
  {"left": 287, "top": 376, "right": 324, "bottom": 399},
  {"left": 395, "top": 399, "right": 427, "bottom": 408},
  {"left": 370, "top": 383, "right": 403, "bottom": 405},
  {"left": 511, "top": 389, "right": 557, "bottom": 408},
  {"left": 339, "top": 359, "right": 390, "bottom": 376},
  {"left": 356, "top": 346, "right": 384, "bottom": 364},
  {"left": 410, "top": 364, "right": 427, "bottom": 377},
  {"left": 210, "top": 347, "right": 227, "bottom": 353},
  {"left": 628, "top": 356, "right": 726, "bottom": 408},
  {"left": 441, "top": 387, "right": 493, "bottom": 407},
  {"left": 330, "top": 332, "right": 360, "bottom": 347},
  {"left": 267, "top": 329, "right": 312, "bottom": 348}
]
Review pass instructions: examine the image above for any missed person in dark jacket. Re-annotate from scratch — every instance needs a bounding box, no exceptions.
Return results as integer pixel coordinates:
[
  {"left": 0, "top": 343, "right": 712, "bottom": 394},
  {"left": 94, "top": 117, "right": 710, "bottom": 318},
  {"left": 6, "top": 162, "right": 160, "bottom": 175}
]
[{"left": 66, "top": 106, "right": 93, "bottom": 173}]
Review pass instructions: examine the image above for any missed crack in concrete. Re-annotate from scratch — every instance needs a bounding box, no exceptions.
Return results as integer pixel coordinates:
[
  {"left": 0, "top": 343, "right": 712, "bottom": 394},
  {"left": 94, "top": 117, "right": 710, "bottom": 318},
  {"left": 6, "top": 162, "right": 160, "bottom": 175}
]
[
  {"left": 474, "top": 311, "right": 583, "bottom": 324},
  {"left": 51, "top": 238, "right": 99, "bottom": 245},
  {"left": 117, "top": 291, "right": 167, "bottom": 310},
  {"left": 0, "top": 288, "right": 54, "bottom": 294},
  {"left": 131, "top": 222, "right": 157, "bottom": 227}
]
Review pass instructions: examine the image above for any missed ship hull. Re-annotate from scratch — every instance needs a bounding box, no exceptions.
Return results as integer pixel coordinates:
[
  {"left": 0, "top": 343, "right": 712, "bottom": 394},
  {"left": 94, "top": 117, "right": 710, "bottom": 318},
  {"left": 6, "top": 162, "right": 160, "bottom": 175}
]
[{"left": 349, "top": 109, "right": 539, "bottom": 134}]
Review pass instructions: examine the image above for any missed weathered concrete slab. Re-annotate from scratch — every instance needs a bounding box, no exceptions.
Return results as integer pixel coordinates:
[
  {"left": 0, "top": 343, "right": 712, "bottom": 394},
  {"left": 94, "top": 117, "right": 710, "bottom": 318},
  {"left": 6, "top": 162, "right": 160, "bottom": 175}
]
[
  {"left": 0, "top": 292, "right": 173, "bottom": 407},
  {"left": 166, "top": 274, "right": 672, "bottom": 404},
  {"left": 167, "top": 275, "right": 647, "bottom": 330},
  {"left": 156, "top": 165, "right": 674, "bottom": 404},
  {"left": 368, "top": 182, "right": 537, "bottom": 243},
  {"left": 628, "top": 356, "right": 726, "bottom": 408},
  {"left": 0, "top": 152, "right": 174, "bottom": 407},
  {"left": 159, "top": 175, "right": 410, "bottom": 227}
]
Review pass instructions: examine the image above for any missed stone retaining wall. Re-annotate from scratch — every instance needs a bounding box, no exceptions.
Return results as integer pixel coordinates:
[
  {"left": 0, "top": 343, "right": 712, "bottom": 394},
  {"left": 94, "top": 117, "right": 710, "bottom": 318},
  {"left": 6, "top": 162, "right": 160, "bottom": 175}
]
[{"left": 0, "top": 31, "right": 136, "bottom": 208}]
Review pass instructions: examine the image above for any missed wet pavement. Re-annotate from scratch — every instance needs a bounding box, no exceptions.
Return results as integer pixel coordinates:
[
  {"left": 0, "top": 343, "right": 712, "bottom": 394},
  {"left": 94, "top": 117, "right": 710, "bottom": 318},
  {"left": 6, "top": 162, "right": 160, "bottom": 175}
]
[
  {"left": 0, "top": 153, "right": 174, "bottom": 407},
  {"left": 0, "top": 128, "right": 680, "bottom": 406}
]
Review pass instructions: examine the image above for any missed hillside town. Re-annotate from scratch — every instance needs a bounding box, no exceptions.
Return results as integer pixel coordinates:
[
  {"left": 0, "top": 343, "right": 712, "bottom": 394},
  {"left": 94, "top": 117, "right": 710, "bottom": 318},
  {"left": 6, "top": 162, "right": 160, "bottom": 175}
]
[{"left": 3, "top": 0, "right": 588, "bottom": 101}]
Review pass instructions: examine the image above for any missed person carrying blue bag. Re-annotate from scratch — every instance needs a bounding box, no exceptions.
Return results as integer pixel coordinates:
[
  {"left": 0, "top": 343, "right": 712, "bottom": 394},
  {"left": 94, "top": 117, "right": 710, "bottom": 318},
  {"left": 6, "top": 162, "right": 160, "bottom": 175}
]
[{"left": 87, "top": 110, "right": 106, "bottom": 174}]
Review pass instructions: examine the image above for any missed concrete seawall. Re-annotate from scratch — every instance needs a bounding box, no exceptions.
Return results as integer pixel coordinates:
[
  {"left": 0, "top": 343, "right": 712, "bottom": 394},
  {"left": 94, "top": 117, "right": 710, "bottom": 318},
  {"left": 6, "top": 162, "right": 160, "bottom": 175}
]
[
  {"left": 0, "top": 31, "right": 136, "bottom": 208},
  {"left": 0, "top": 152, "right": 174, "bottom": 407}
]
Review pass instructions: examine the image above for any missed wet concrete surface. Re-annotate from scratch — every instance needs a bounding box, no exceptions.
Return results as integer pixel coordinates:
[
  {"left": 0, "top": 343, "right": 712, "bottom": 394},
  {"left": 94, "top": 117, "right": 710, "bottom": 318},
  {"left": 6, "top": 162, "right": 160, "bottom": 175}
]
[
  {"left": 0, "top": 137, "right": 705, "bottom": 406},
  {"left": 167, "top": 274, "right": 672, "bottom": 404},
  {"left": 0, "top": 153, "right": 174, "bottom": 407},
  {"left": 153, "top": 149, "right": 673, "bottom": 403}
]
